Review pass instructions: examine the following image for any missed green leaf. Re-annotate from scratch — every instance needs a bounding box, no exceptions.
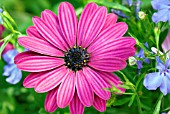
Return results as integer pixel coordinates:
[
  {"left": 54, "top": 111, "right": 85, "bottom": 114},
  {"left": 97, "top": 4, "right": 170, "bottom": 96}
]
[
  {"left": 153, "top": 93, "right": 163, "bottom": 114},
  {"left": 88, "top": 0, "right": 131, "bottom": 12},
  {"left": 128, "top": 94, "right": 136, "bottom": 107},
  {"left": 0, "top": 34, "right": 13, "bottom": 58},
  {"left": 112, "top": 98, "right": 130, "bottom": 106},
  {"left": 39, "top": 108, "right": 49, "bottom": 114}
]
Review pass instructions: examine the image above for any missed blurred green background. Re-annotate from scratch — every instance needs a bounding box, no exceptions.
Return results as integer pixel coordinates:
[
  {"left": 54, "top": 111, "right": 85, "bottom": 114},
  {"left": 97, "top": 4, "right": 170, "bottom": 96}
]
[{"left": 1, "top": 0, "right": 170, "bottom": 114}]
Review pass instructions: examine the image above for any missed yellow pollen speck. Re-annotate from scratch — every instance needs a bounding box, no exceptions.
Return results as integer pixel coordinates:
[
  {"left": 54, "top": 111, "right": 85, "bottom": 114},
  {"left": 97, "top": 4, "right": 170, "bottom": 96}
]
[
  {"left": 84, "top": 60, "right": 87, "bottom": 63},
  {"left": 67, "top": 62, "right": 70, "bottom": 65},
  {"left": 74, "top": 46, "right": 76, "bottom": 48},
  {"left": 76, "top": 64, "right": 79, "bottom": 66}
]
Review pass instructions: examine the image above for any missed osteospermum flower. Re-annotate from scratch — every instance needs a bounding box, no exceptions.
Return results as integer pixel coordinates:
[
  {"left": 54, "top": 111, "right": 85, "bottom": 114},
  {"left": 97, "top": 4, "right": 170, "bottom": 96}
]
[
  {"left": 151, "top": 0, "right": 170, "bottom": 24},
  {"left": 14, "top": 2, "right": 136, "bottom": 114}
]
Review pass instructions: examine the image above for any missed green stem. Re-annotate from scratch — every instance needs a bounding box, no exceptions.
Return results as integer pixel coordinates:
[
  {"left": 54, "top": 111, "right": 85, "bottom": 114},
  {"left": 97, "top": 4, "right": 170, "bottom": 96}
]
[{"left": 153, "top": 93, "right": 163, "bottom": 114}]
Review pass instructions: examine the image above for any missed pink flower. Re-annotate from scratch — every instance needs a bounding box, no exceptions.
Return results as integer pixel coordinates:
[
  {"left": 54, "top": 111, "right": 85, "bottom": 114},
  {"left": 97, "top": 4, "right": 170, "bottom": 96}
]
[
  {"left": 14, "top": 2, "right": 136, "bottom": 114},
  {"left": 162, "top": 30, "right": 170, "bottom": 58}
]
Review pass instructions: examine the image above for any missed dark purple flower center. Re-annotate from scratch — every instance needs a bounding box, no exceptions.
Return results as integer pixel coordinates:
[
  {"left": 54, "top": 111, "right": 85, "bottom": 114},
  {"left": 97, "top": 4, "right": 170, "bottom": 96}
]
[{"left": 64, "top": 46, "right": 90, "bottom": 71}]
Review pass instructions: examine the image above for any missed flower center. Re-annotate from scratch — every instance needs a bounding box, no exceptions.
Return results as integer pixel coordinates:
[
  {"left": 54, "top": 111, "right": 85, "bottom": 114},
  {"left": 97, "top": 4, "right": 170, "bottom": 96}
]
[{"left": 64, "top": 46, "right": 90, "bottom": 71}]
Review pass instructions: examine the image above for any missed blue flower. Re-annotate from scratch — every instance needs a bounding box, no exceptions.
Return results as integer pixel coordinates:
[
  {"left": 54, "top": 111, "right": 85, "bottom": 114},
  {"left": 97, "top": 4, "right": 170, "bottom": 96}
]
[
  {"left": 135, "top": 43, "right": 150, "bottom": 69},
  {"left": 151, "top": 0, "right": 170, "bottom": 24},
  {"left": 135, "top": 0, "right": 142, "bottom": 19},
  {"left": 122, "top": 0, "right": 133, "bottom": 6},
  {"left": 143, "top": 57, "right": 170, "bottom": 95},
  {"left": 2, "top": 49, "right": 22, "bottom": 84},
  {"left": 111, "top": 9, "right": 129, "bottom": 18}
]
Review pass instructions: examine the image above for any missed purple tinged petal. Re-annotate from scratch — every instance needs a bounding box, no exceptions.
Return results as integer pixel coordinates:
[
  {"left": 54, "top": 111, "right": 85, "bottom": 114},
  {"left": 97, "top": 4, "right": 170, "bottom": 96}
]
[
  {"left": 151, "top": 0, "right": 170, "bottom": 10},
  {"left": 126, "top": 0, "right": 133, "bottom": 6},
  {"left": 3, "top": 64, "right": 15, "bottom": 76},
  {"left": 2, "top": 49, "right": 18, "bottom": 64},
  {"left": 160, "top": 76, "right": 170, "bottom": 95},
  {"left": 143, "top": 72, "right": 163, "bottom": 90},
  {"left": 165, "top": 59, "right": 170, "bottom": 68},
  {"left": 144, "top": 58, "right": 150, "bottom": 64},
  {"left": 152, "top": 9, "right": 169, "bottom": 24},
  {"left": 111, "top": 9, "right": 129, "bottom": 18},
  {"left": 137, "top": 60, "right": 143, "bottom": 69},
  {"left": 5, "top": 67, "right": 22, "bottom": 84}
]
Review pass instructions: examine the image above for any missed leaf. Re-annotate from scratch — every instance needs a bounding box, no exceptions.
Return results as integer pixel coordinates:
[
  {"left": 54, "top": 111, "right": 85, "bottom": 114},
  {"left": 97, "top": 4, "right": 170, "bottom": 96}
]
[
  {"left": 39, "top": 108, "right": 49, "bottom": 114},
  {"left": 153, "top": 94, "right": 163, "bottom": 114},
  {"left": 87, "top": 0, "right": 131, "bottom": 12},
  {"left": 128, "top": 94, "right": 136, "bottom": 107},
  {"left": 112, "top": 98, "right": 130, "bottom": 106}
]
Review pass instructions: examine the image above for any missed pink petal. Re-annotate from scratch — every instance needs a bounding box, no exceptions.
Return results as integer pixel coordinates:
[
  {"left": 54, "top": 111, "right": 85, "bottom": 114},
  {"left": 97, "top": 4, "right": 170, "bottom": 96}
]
[
  {"left": 41, "top": 10, "right": 69, "bottom": 50},
  {"left": 45, "top": 87, "right": 59, "bottom": 112},
  {"left": 26, "top": 26, "right": 44, "bottom": 40},
  {"left": 89, "top": 37, "right": 136, "bottom": 60},
  {"left": 102, "top": 13, "right": 118, "bottom": 29},
  {"left": 57, "top": 71, "right": 75, "bottom": 108},
  {"left": 16, "top": 55, "right": 64, "bottom": 72},
  {"left": 23, "top": 72, "right": 47, "bottom": 88},
  {"left": 93, "top": 95, "right": 106, "bottom": 112},
  {"left": 83, "top": 67, "right": 110, "bottom": 100},
  {"left": 88, "top": 22, "right": 128, "bottom": 53},
  {"left": 162, "top": 30, "right": 170, "bottom": 58},
  {"left": 35, "top": 66, "right": 69, "bottom": 93},
  {"left": 99, "top": 72, "right": 125, "bottom": 92},
  {"left": 1, "top": 43, "right": 14, "bottom": 55},
  {"left": 88, "top": 57, "right": 127, "bottom": 72},
  {"left": 18, "top": 36, "right": 64, "bottom": 57},
  {"left": 77, "top": 2, "right": 98, "bottom": 46},
  {"left": 58, "top": 2, "right": 77, "bottom": 48},
  {"left": 90, "top": 47, "right": 136, "bottom": 61},
  {"left": 69, "top": 93, "right": 84, "bottom": 114},
  {"left": 79, "top": 6, "right": 107, "bottom": 48},
  {"left": 76, "top": 71, "right": 94, "bottom": 107},
  {"left": 14, "top": 51, "right": 38, "bottom": 64},
  {"left": 33, "top": 17, "right": 67, "bottom": 51},
  {"left": 0, "top": 25, "right": 5, "bottom": 36}
]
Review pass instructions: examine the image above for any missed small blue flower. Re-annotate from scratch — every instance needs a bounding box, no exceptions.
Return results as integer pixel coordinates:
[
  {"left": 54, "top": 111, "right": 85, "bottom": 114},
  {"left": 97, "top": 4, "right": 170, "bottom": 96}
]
[
  {"left": 122, "top": 0, "right": 133, "bottom": 6},
  {"left": 135, "top": 43, "right": 150, "bottom": 69},
  {"left": 151, "top": 0, "right": 170, "bottom": 24},
  {"left": 135, "top": 0, "right": 142, "bottom": 19},
  {"left": 143, "top": 57, "right": 170, "bottom": 95},
  {"left": 111, "top": 9, "right": 129, "bottom": 18},
  {"left": 2, "top": 49, "right": 22, "bottom": 84}
]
